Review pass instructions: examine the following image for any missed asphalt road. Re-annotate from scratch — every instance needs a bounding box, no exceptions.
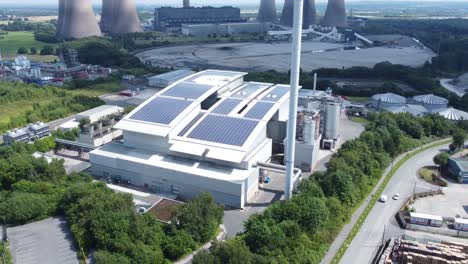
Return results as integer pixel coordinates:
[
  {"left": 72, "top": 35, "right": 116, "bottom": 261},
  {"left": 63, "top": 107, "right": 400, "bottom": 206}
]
[{"left": 340, "top": 143, "right": 451, "bottom": 264}]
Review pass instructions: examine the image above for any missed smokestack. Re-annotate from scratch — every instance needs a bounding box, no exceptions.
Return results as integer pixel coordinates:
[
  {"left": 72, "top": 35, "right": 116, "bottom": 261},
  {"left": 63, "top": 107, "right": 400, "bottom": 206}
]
[
  {"left": 183, "top": 0, "right": 190, "bottom": 8},
  {"left": 257, "top": 0, "right": 277, "bottom": 23},
  {"left": 285, "top": 0, "right": 303, "bottom": 200},
  {"left": 101, "top": 0, "right": 142, "bottom": 34},
  {"left": 57, "top": 0, "right": 102, "bottom": 39},
  {"left": 321, "top": 0, "right": 347, "bottom": 27},
  {"left": 281, "top": 0, "right": 316, "bottom": 28}
]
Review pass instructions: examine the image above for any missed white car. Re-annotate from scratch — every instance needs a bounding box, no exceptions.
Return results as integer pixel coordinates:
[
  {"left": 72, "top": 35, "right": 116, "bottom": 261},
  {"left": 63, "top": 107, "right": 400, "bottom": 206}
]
[
  {"left": 379, "top": 195, "right": 388, "bottom": 203},
  {"left": 393, "top": 193, "right": 400, "bottom": 200}
]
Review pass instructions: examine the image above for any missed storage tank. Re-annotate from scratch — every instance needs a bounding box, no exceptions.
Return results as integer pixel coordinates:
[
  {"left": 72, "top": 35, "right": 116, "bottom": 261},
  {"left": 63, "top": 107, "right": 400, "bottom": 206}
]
[
  {"left": 371, "top": 93, "right": 406, "bottom": 110},
  {"left": 324, "top": 102, "right": 340, "bottom": 140},
  {"left": 412, "top": 94, "right": 448, "bottom": 111},
  {"left": 303, "top": 115, "right": 316, "bottom": 144}
]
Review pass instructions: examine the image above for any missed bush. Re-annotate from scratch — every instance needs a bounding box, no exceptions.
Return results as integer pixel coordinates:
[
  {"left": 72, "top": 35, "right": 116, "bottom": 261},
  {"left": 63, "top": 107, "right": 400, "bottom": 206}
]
[
  {"left": 40, "top": 45, "right": 54, "bottom": 55},
  {"left": 0, "top": 192, "right": 51, "bottom": 225},
  {"left": 17, "top": 47, "right": 28, "bottom": 54}
]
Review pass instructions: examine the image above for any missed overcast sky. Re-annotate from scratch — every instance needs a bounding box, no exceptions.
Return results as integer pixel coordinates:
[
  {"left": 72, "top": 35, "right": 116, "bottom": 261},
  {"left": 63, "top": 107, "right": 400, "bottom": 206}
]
[{"left": 3, "top": 0, "right": 468, "bottom": 6}]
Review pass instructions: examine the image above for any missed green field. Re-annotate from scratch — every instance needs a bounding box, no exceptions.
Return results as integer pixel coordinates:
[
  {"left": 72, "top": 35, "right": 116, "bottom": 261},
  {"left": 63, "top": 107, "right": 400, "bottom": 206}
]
[{"left": 0, "top": 31, "right": 58, "bottom": 62}]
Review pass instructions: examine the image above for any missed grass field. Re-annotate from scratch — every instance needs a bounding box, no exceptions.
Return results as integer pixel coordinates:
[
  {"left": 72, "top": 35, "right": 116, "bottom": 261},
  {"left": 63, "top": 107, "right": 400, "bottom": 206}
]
[
  {"left": 0, "top": 31, "right": 58, "bottom": 62},
  {"left": 0, "top": 81, "right": 123, "bottom": 132},
  {"left": 347, "top": 96, "right": 370, "bottom": 104}
]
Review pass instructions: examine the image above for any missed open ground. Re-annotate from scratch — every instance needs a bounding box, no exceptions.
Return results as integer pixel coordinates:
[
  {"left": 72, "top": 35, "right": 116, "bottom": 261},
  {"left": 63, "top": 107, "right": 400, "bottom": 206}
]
[{"left": 136, "top": 41, "right": 436, "bottom": 72}]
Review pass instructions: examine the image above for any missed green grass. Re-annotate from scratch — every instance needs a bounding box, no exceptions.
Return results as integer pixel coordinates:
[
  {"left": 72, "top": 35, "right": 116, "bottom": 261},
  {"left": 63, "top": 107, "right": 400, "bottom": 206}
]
[
  {"left": 347, "top": 97, "right": 370, "bottom": 104},
  {"left": 331, "top": 138, "right": 452, "bottom": 263},
  {"left": 0, "top": 242, "right": 12, "bottom": 264},
  {"left": 419, "top": 167, "right": 435, "bottom": 182},
  {"left": 351, "top": 116, "right": 370, "bottom": 124},
  {"left": 0, "top": 31, "right": 58, "bottom": 62}
]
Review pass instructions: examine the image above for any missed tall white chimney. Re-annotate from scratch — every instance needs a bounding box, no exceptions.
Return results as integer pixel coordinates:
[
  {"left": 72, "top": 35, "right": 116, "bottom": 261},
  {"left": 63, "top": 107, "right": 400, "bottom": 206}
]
[{"left": 285, "top": 0, "right": 304, "bottom": 200}]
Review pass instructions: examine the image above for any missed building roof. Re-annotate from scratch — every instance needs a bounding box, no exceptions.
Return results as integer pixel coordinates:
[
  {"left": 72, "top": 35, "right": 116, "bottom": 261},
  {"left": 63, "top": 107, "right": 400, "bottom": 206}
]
[
  {"left": 76, "top": 105, "right": 123, "bottom": 123},
  {"left": 454, "top": 218, "right": 468, "bottom": 225},
  {"left": 413, "top": 94, "right": 448, "bottom": 105},
  {"left": 450, "top": 158, "right": 468, "bottom": 172},
  {"left": 410, "top": 212, "right": 443, "bottom": 221},
  {"left": 386, "top": 104, "right": 429, "bottom": 116},
  {"left": 436, "top": 107, "right": 468, "bottom": 121},
  {"left": 148, "top": 69, "right": 195, "bottom": 82},
  {"left": 372, "top": 93, "right": 406, "bottom": 104}
]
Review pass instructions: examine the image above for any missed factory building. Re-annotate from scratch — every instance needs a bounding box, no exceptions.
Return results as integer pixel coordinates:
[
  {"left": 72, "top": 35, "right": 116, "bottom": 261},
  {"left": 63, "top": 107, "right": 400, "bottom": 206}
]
[
  {"left": 153, "top": 6, "right": 246, "bottom": 32},
  {"left": 2, "top": 122, "right": 51, "bottom": 145},
  {"left": 148, "top": 69, "right": 195, "bottom": 88},
  {"left": 182, "top": 22, "right": 274, "bottom": 37},
  {"left": 90, "top": 70, "right": 293, "bottom": 208}
]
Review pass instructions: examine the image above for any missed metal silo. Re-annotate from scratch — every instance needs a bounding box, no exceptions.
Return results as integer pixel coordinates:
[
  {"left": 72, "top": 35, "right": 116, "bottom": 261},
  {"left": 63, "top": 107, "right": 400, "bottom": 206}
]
[
  {"left": 324, "top": 102, "right": 340, "bottom": 140},
  {"left": 303, "top": 115, "right": 315, "bottom": 144}
]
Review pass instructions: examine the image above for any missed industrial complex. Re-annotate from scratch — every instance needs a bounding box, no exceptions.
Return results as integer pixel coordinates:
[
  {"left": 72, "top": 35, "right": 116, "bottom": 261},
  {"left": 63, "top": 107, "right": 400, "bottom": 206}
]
[{"left": 89, "top": 70, "right": 342, "bottom": 208}]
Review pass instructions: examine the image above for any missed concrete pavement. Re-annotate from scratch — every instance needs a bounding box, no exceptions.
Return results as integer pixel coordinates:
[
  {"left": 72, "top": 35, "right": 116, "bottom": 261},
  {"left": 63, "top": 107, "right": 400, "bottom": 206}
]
[{"left": 339, "top": 142, "right": 452, "bottom": 264}]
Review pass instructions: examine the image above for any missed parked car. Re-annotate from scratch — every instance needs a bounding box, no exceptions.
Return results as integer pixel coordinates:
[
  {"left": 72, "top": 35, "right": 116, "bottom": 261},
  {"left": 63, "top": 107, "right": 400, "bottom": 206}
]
[{"left": 393, "top": 193, "right": 400, "bottom": 200}]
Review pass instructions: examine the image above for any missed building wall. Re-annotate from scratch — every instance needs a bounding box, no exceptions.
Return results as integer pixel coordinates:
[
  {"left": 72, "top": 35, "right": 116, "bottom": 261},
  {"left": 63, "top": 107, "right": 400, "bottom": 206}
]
[
  {"left": 182, "top": 22, "right": 273, "bottom": 36},
  {"left": 448, "top": 159, "right": 468, "bottom": 183},
  {"left": 90, "top": 159, "right": 252, "bottom": 208}
]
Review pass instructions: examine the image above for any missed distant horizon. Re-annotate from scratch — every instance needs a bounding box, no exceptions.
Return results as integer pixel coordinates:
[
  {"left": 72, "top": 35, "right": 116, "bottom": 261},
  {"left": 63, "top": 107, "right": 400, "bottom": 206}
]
[{"left": 2, "top": 0, "right": 468, "bottom": 7}]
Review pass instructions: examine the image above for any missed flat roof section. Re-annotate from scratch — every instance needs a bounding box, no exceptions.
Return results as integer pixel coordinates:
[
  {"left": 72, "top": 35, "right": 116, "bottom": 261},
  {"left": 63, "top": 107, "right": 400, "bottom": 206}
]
[
  {"left": 187, "top": 114, "right": 259, "bottom": 146},
  {"left": 129, "top": 97, "right": 192, "bottom": 125},
  {"left": 230, "top": 82, "right": 273, "bottom": 99},
  {"left": 244, "top": 101, "right": 276, "bottom": 120},
  {"left": 161, "top": 82, "right": 214, "bottom": 99}
]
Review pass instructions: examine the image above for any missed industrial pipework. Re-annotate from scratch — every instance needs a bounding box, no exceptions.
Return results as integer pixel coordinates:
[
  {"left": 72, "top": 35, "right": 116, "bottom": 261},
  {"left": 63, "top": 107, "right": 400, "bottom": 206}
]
[{"left": 285, "top": 0, "right": 304, "bottom": 200}]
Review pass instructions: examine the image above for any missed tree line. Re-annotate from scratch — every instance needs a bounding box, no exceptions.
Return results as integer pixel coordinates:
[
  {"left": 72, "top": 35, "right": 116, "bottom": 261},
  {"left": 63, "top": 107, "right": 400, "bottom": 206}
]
[
  {"left": 0, "top": 140, "right": 224, "bottom": 263},
  {"left": 193, "top": 113, "right": 467, "bottom": 263}
]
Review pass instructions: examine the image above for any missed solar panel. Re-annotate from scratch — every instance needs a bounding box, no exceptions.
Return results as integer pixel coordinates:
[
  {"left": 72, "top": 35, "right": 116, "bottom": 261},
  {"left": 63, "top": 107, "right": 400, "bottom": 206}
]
[
  {"left": 261, "top": 85, "right": 290, "bottom": 102},
  {"left": 178, "top": 113, "right": 205, "bottom": 136},
  {"left": 161, "top": 82, "right": 213, "bottom": 99},
  {"left": 211, "top": 98, "right": 243, "bottom": 115},
  {"left": 129, "top": 97, "right": 192, "bottom": 125},
  {"left": 187, "top": 115, "right": 258, "bottom": 146},
  {"left": 244, "top": 102, "right": 276, "bottom": 120},
  {"left": 231, "top": 83, "right": 271, "bottom": 99}
]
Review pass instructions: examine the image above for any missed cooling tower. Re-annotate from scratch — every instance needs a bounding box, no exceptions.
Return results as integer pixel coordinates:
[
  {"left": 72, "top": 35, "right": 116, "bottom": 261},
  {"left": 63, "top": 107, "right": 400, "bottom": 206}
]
[
  {"left": 257, "top": 0, "right": 277, "bottom": 23},
  {"left": 183, "top": 0, "right": 190, "bottom": 8},
  {"left": 102, "top": 0, "right": 142, "bottom": 34},
  {"left": 321, "top": 0, "right": 347, "bottom": 27},
  {"left": 280, "top": 0, "right": 316, "bottom": 28},
  {"left": 57, "top": 0, "right": 102, "bottom": 39}
]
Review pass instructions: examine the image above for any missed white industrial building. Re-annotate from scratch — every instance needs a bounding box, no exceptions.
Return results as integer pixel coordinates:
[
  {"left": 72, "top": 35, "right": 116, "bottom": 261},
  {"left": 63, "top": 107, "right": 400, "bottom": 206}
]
[
  {"left": 76, "top": 105, "right": 124, "bottom": 147},
  {"left": 182, "top": 22, "right": 274, "bottom": 36},
  {"left": 89, "top": 70, "right": 341, "bottom": 208},
  {"left": 3, "top": 122, "right": 50, "bottom": 145}
]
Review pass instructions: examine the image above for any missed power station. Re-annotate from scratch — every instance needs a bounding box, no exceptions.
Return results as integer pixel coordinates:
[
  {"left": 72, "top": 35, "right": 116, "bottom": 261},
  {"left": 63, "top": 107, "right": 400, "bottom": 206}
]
[
  {"left": 57, "top": 0, "right": 142, "bottom": 39},
  {"left": 279, "top": 0, "right": 317, "bottom": 29},
  {"left": 321, "top": 0, "right": 348, "bottom": 27},
  {"left": 257, "top": 0, "right": 277, "bottom": 23},
  {"left": 56, "top": 0, "right": 102, "bottom": 39}
]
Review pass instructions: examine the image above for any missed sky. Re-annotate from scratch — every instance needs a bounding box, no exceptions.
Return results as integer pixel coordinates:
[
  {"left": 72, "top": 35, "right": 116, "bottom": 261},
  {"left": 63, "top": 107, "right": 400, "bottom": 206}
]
[{"left": 3, "top": 0, "right": 468, "bottom": 6}]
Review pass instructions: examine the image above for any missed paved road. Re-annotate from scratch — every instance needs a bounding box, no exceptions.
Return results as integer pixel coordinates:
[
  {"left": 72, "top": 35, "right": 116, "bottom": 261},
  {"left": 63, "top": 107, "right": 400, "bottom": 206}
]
[
  {"left": 340, "top": 143, "right": 451, "bottom": 264},
  {"left": 440, "top": 79, "right": 466, "bottom": 97}
]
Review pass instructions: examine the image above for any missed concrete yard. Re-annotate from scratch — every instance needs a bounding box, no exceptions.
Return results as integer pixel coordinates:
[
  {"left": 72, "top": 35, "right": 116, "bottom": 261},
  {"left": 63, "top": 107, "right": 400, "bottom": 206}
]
[
  {"left": 412, "top": 180, "right": 468, "bottom": 219},
  {"left": 136, "top": 41, "right": 436, "bottom": 72},
  {"left": 8, "top": 218, "right": 79, "bottom": 264}
]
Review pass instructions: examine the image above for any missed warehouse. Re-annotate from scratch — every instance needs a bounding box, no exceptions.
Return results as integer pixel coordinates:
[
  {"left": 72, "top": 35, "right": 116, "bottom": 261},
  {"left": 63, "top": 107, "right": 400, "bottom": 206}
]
[
  {"left": 448, "top": 158, "right": 468, "bottom": 183},
  {"left": 90, "top": 70, "right": 292, "bottom": 208}
]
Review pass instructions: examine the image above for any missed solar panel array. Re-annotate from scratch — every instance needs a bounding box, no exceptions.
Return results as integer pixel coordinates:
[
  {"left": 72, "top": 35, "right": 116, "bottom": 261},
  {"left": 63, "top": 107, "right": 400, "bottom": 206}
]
[
  {"left": 178, "top": 113, "right": 205, "bottom": 137},
  {"left": 244, "top": 102, "right": 276, "bottom": 120},
  {"left": 261, "top": 85, "right": 290, "bottom": 102},
  {"left": 161, "top": 82, "right": 213, "bottom": 99},
  {"left": 187, "top": 115, "right": 258, "bottom": 146},
  {"left": 130, "top": 97, "right": 192, "bottom": 125},
  {"left": 211, "top": 98, "right": 243, "bottom": 115}
]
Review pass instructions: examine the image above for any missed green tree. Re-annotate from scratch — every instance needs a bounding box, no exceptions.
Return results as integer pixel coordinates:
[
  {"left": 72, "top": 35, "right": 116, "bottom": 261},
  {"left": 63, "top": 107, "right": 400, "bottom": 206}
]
[
  {"left": 30, "top": 47, "right": 37, "bottom": 54},
  {"left": 17, "top": 47, "right": 28, "bottom": 54},
  {"left": 453, "top": 129, "right": 466, "bottom": 150},
  {"left": 40, "top": 45, "right": 54, "bottom": 55},
  {"left": 433, "top": 152, "right": 451, "bottom": 172}
]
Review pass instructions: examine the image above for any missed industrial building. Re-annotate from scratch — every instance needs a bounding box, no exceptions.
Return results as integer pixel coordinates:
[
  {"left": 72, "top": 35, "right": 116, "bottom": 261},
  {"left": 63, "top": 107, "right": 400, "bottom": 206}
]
[
  {"left": 448, "top": 158, "right": 468, "bottom": 183},
  {"left": 89, "top": 70, "right": 341, "bottom": 208},
  {"left": 75, "top": 105, "right": 124, "bottom": 147},
  {"left": 371, "top": 92, "right": 407, "bottom": 110},
  {"left": 2, "top": 122, "right": 51, "bottom": 146},
  {"left": 153, "top": 6, "right": 246, "bottom": 32},
  {"left": 148, "top": 69, "right": 195, "bottom": 88},
  {"left": 412, "top": 94, "right": 448, "bottom": 111},
  {"left": 182, "top": 22, "right": 274, "bottom": 37}
]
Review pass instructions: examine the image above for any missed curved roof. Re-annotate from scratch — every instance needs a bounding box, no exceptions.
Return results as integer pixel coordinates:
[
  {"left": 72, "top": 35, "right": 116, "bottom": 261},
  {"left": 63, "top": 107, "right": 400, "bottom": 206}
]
[
  {"left": 436, "top": 108, "right": 468, "bottom": 121},
  {"left": 413, "top": 94, "right": 448, "bottom": 105},
  {"left": 372, "top": 93, "right": 406, "bottom": 104}
]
